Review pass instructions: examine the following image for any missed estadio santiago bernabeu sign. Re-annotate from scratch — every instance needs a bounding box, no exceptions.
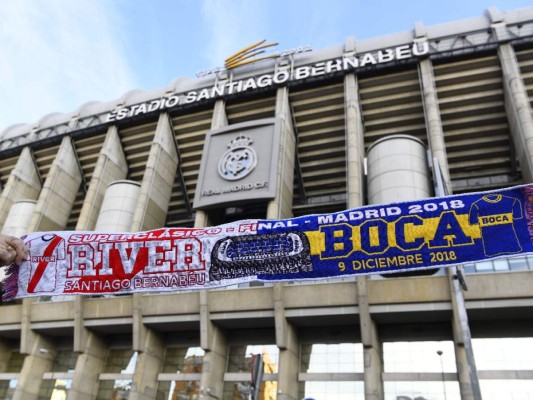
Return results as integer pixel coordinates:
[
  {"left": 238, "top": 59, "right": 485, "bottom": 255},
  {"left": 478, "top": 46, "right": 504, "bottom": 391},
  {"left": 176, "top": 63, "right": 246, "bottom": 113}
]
[
  {"left": 3, "top": 184, "right": 533, "bottom": 300},
  {"left": 105, "top": 42, "right": 429, "bottom": 123}
]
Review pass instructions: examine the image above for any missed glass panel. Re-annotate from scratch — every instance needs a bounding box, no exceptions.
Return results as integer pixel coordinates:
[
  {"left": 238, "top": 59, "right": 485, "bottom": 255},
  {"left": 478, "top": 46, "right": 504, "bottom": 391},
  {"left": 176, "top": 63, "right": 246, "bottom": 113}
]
[
  {"left": 480, "top": 380, "right": 533, "bottom": 400},
  {"left": 38, "top": 378, "right": 72, "bottom": 400},
  {"left": 156, "top": 347, "right": 204, "bottom": 399},
  {"left": 223, "top": 381, "right": 277, "bottom": 400},
  {"left": 384, "top": 381, "right": 461, "bottom": 400},
  {"left": 160, "top": 347, "right": 204, "bottom": 373},
  {"left": 156, "top": 380, "right": 201, "bottom": 400},
  {"left": 383, "top": 341, "right": 456, "bottom": 373},
  {"left": 226, "top": 345, "right": 278, "bottom": 400},
  {"left": 492, "top": 259, "right": 509, "bottom": 271},
  {"left": 4, "top": 351, "right": 25, "bottom": 372},
  {"left": 509, "top": 257, "right": 529, "bottom": 271},
  {"left": 37, "top": 350, "right": 77, "bottom": 399},
  {"left": 96, "top": 380, "right": 131, "bottom": 400},
  {"left": 96, "top": 350, "right": 137, "bottom": 400},
  {"left": 0, "top": 379, "right": 17, "bottom": 400},
  {"left": 103, "top": 350, "right": 137, "bottom": 373},
  {"left": 463, "top": 263, "right": 476, "bottom": 274},
  {"left": 526, "top": 255, "right": 533, "bottom": 269},
  {"left": 227, "top": 345, "right": 279, "bottom": 373},
  {"left": 52, "top": 350, "right": 77, "bottom": 372},
  {"left": 300, "top": 343, "right": 363, "bottom": 373},
  {"left": 298, "top": 381, "right": 364, "bottom": 400},
  {"left": 472, "top": 337, "right": 533, "bottom": 370},
  {"left": 475, "top": 261, "right": 493, "bottom": 272}
]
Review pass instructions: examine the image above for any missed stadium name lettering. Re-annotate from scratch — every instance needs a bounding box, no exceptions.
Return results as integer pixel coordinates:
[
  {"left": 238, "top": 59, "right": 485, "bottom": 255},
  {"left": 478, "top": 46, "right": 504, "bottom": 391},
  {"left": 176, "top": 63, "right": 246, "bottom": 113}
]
[{"left": 106, "top": 42, "right": 429, "bottom": 122}]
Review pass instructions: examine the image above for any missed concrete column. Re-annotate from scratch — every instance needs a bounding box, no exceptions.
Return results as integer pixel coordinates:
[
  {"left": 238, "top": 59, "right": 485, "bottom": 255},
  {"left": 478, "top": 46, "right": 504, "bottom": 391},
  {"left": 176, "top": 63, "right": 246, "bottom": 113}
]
[
  {"left": 130, "top": 326, "right": 165, "bottom": 400},
  {"left": 452, "top": 326, "right": 474, "bottom": 400},
  {"left": 195, "top": 99, "right": 228, "bottom": 227},
  {"left": 267, "top": 86, "right": 296, "bottom": 220},
  {"left": 357, "top": 277, "right": 383, "bottom": 400},
  {"left": 274, "top": 283, "right": 298, "bottom": 400},
  {"left": 194, "top": 211, "right": 212, "bottom": 229},
  {"left": 344, "top": 72, "right": 365, "bottom": 207},
  {"left": 68, "top": 332, "right": 108, "bottom": 400},
  {"left": 267, "top": 86, "right": 297, "bottom": 386},
  {"left": 199, "top": 290, "right": 228, "bottom": 400},
  {"left": 28, "top": 136, "right": 82, "bottom": 232},
  {"left": 194, "top": 95, "right": 230, "bottom": 395},
  {"left": 0, "top": 147, "right": 41, "bottom": 231},
  {"left": 76, "top": 125, "right": 128, "bottom": 231},
  {"left": 343, "top": 37, "right": 385, "bottom": 399},
  {"left": 13, "top": 331, "right": 56, "bottom": 400},
  {"left": 131, "top": 113, "right": 178, "bottom": 231},
  {"left": 418, "top": 57, "right": 453, "bottom": 193},
  {"left": 498, "top": 42, "right": 533, "bottom": 182}
]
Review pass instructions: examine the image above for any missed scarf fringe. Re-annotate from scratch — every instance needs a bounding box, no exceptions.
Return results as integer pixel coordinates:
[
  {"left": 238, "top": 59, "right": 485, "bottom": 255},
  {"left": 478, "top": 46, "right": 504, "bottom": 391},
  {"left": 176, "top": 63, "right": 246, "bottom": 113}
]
[{"left": 2, "top": 263, "right": 19, "bottom": 302}]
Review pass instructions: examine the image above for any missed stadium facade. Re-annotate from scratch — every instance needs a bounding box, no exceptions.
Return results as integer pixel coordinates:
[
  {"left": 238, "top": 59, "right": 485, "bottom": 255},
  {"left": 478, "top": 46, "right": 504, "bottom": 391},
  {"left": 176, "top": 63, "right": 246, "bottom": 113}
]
[{"left": 0, "top": 6, "right": 533, "bottom": 400}]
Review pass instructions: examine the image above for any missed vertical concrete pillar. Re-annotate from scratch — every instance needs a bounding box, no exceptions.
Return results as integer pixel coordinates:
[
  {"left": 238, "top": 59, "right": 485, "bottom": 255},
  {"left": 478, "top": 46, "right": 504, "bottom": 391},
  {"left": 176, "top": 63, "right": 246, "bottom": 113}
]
[
  {"left": 199, "top": 290, "right": 227, "bottom": 400},
  {"left": 274, "top": 284, "right": 298, "bottom": 400},
  {"left": 344, "top": 37, "right": 385, "bottom": 399},
  {"left": 28, "top": 136, "right": 82, "bottom": 232},
  {"left": 197, "top": 99, "right": 228, "bottom": 398},
  {"left": 267, "top": 85, "right": 297, "bottom": 397},
  {"left": 130, "top": 325, "right": 165, "bottom": 400},
  {"left": 267, "top": 86, "right": 296, "bottom": 220},
  {"left": 69, "top": 331, "right": 108, "bottom": 400},
  {"left": 418, "top": 57, "right": 452, "bottom": 193},
  {"left": 129, "top": 109, "right": 178, "bottom": 398},
  {"left": 71, "top": 126, "right": 128, "bottom": 390},
  {"left": 498, "top": 42, "right": 533, "bottom": 182},
  {"left": 131, "top": 112, "right": 178, "bottom": 231},
  {"left": 0, "top": 147, "right": 41, "bottom": 231},
  {"left": 451, "top": 311, "right": 475, "bottom": 400},
  {"left": 194, "top": 99, "right": 227, "bottom": 227},
  {"left": 13, "top": 328, "right": 56, "bottom": 400},
  {"left": 344, "top": 72, "right": 365, "bottom": 207},
  {"left": 357, "top": 278, "right": 383, "bottom": 400},
  {"left": 195, "top": 99, "right": 228, "bottom": 399},
  {"left": 76, "top": 125, "right": 128, "bottom": 231}
]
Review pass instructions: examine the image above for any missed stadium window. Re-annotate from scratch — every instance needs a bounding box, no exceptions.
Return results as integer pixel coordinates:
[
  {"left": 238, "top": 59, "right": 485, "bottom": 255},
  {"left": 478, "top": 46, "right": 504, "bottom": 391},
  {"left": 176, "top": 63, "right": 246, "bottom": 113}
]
[
  {"left": 96, "top": 349, "right": 137, "bottom": 400},
  {"left": 156, "top": 346, "right": 204, "bottom": 399},
  {"left": 474, "top": 337, "right": 533, "bottom": 399},
  {"left": 0, "top": 350, "right": 25, "bottom": 399},
  {"left": 223, "top": 344, "right": 279, "bottom": 400},
  {"left": 298, "top": 342, "right": 364, "bottom": 399},
  {"left": 38, "top": 349, "right": 77, "bottom": 400},
  {"left": 383, "top": 341, "right": 460, "bottom": 400}
]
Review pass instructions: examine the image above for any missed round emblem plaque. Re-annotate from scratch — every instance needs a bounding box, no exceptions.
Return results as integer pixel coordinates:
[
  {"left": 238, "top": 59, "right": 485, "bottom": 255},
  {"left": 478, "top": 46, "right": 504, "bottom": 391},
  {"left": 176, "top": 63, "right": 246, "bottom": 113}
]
[{"left": 218, "top": 135, "right": 257, "bottom": 181}]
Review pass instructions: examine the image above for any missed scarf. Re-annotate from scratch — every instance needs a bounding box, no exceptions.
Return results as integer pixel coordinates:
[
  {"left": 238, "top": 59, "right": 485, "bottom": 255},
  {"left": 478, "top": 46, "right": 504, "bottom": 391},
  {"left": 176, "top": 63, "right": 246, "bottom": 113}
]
[{"left": 3, "top": 184, "right": 533, "bottom": 300}]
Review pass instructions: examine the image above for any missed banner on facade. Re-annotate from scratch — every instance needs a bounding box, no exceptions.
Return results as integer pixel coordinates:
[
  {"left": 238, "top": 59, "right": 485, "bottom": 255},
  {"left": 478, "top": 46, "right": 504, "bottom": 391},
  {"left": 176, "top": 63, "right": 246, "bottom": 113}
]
[{"left": 3, "top": 184, "right": 533, "bottom": 300}]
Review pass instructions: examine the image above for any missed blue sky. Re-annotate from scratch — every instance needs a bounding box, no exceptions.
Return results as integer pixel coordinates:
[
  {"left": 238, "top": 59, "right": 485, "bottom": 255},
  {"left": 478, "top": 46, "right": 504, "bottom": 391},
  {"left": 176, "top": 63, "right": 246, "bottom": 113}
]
[{"left": 1, "top": 0, "right": 532, "bottom": 130}]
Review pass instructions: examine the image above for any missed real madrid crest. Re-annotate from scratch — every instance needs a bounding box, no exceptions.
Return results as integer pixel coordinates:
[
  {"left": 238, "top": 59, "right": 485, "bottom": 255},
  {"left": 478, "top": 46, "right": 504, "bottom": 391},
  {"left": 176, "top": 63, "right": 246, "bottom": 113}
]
[{"left": 218, "top": 135, "right": 257, "bottom": 181}]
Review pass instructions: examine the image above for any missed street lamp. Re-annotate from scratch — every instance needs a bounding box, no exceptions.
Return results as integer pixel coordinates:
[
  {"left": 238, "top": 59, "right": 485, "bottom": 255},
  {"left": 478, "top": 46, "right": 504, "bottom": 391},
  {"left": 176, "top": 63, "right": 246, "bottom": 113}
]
[{"left": 436, "top": 350, "right": 447, "bottom": 400}]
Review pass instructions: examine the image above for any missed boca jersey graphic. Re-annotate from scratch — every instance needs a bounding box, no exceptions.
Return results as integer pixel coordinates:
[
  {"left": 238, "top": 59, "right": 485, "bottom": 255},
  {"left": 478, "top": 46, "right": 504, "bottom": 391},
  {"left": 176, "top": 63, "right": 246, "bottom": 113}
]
[
  {"left": 469, "top": 195, "right": 523, "bottom": 257},
  {"left": 4, "top": 184, "right": 533, "bottom": 300}
]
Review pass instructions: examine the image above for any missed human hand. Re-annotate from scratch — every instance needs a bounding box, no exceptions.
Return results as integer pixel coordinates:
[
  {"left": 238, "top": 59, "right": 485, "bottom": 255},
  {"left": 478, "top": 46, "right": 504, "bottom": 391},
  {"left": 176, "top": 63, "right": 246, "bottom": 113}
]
[{"left": 0, "top": 234, "right": 29, "bottom": 267}]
